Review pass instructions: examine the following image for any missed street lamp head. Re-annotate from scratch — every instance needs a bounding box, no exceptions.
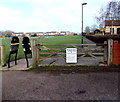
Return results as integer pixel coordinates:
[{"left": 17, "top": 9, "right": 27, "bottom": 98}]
[{"left": 82, "top": 3, "right": 87, "bottom": 5}]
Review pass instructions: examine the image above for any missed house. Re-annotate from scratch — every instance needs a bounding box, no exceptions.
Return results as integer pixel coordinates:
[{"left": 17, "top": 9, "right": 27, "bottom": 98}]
[
  {"left": 36, "top": 32, "right": 45, "bottom": 35},
  {"left": 46, "top": 31, "right": 59, "bottom": 35},
  {"left": 13, "top": 32, "right": 24, "bottom": 36},
  {"left": 105, "top": 20, "right": 120, "bottom": 35},
  {"left": 25, "top": 32, "right": 39, "bottom": 37},
  {"left": 25, "top": 33, "right": 31, "bottom": 37},
  {"left": 60, "top": 31, "right": 70, "bottom": 35},
  {"left": 60, "top": 31, "right": 75, "bottom": 35}
]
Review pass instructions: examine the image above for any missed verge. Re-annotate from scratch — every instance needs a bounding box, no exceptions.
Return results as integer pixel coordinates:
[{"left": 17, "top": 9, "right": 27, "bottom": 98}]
[{"left": 25, "top": 65, "right": 120, "bottom": 72}]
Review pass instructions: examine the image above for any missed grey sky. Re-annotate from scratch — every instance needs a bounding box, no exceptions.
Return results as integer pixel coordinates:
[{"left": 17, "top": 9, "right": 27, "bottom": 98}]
[{"left": 0, "top": 0, "right": 111, "bottom": 33}]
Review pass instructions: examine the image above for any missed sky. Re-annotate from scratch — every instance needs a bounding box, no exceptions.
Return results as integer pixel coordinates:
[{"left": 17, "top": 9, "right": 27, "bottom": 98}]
[{"left": 0, "top": 0, "right": 111, "bottom": 33}]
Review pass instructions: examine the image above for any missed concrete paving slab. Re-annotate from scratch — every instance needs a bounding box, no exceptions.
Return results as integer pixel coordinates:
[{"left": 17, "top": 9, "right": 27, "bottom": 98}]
[{"left": 2, "top": 58, "right": 32, "bottom": 71}]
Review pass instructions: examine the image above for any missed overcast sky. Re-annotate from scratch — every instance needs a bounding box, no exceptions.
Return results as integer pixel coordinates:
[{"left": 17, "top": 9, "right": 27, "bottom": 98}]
[{"left": 0, "top": 0, "right": 111, "bottom": 33}]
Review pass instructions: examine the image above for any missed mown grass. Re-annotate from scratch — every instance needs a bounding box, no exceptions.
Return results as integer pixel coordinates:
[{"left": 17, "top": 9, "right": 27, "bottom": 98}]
[
  {"left": 38, "top": 36, "right": 86, "bottom": 48},
  {"left": 2, "top": 36, "right": 86, "bottom": 62},
  {"left": 37, "top": 36, "right": 87, "bottom": 57}
]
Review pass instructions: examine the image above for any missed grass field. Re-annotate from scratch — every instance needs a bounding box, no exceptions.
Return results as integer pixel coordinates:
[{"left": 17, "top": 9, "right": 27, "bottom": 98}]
[
  {"left": 2, "top": 38, "right": 25, "bottom": 62},
  {"left": 38, "top": 36, "right": 86, "bottom": 48},
  {"left": 2, "top": 36, "right": 86, "bottom": 62}
]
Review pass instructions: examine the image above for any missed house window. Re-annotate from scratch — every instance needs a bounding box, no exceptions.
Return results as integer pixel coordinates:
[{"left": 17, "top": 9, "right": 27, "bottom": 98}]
[{"left": 110, "top": 28, "right": 114, "bottom": 34}]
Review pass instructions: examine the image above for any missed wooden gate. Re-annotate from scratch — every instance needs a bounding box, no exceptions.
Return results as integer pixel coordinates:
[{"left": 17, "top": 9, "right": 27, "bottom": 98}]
[{"left": 31, "top": 39, "right": 113, "bottom": 67}]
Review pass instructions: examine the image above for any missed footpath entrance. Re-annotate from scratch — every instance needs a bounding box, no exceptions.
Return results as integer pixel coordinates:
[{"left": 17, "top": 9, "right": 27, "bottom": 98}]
[
  {"left": 31, "top": 39, "right": 115, "bottom": 67},
  {"left": 1, "top": 38, "right": 120, "bottom": 69}
]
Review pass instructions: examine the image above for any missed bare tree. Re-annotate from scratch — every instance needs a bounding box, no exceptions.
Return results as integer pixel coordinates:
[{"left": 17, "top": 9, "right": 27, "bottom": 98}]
[
  {"left": 96, "top": 0, "right": 120, "bottom": 28},
  {"left": 105, "top": 1, "right": 120, "bottom": 20},
  {"left": 90, "top": 24, "right": 98, "bottom": 33}
]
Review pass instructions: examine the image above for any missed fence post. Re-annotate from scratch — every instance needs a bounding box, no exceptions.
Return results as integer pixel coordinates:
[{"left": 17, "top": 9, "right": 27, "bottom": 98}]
[
  {"left": 107, "top": 39, "right": 113, "bottom": 65},
  {"left": 31, "top": 39, "right": 39, "bottom": 68},
  {"left": 36, "top": 43, "right": 39, "bottom": 64},
  {"left": 104, "top": 41, "right": 107, "bottom": 64},
  {"left": 119, "top": 44, "right": 120, "bottom": 65},
  {"left": 112, "top": 41, "right": 119, "bottom": 65},
  {"left": 0, "top": 45, "right": 6, "bottom": 67}
]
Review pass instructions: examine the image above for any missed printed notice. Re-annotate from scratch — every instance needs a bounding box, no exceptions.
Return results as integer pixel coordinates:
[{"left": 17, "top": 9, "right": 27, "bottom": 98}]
[{"left": 66, "top": 48, "right": 77, "bottom": 63}]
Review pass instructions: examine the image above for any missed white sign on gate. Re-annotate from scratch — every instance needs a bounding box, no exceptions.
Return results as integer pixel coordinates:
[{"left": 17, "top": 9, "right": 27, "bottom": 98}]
[{"left": 66, "top": 48, "right": 77, "bottom": 63}]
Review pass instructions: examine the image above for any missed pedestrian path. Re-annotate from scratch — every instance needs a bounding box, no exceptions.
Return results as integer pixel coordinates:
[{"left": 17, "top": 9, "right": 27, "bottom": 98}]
[
  {"left": 2, "top": 58, "right": 32, "bottom": 71},
  {"left": 83, "top": 36, "right": 96, "bottom": 48}
]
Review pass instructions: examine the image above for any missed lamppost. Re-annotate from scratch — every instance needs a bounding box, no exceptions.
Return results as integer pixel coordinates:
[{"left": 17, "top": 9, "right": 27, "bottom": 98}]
[{"left": 81, "top": 3, "right": 87, "bottom": 48}]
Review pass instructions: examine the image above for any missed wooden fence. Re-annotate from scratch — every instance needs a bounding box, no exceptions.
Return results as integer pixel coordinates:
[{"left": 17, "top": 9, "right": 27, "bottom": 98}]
[
  {"left": 31, "top": 39, "right": 114, "bottom": 67},
  {"left": 0, "top": 45, "right": 6, "bottom": 67},
  {"left": 1, "top": 39, "right": 119, "bottom": 68}
]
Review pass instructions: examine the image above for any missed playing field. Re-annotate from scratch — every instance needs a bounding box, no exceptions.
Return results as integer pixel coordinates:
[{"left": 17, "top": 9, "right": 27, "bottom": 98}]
[{"left": 1, "top": 36, "right": 85, "bottom": 61}]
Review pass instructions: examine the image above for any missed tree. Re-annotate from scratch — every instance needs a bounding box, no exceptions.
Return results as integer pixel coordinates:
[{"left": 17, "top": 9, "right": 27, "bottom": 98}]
[
  {"left": 105, "top": 1, "right": 120, "bottom": 20},
  {"left": 22, "top": 34, "right": 26, "bottom": 37},
  {"left": 85, "top": 26, "right": 90, "bottom": 34},
  {"left": 0, "top": 31, "right": 4, "bottom": 35},
  {"left": 96, "top": 0, "right": 120, "bottom": 28},
  {"left": 90, "top": 24, "right": 98, "bottom": 33},
  {"left": 4, "top": 30, "right": 14, "bottom": 37},
  {"left": 31, "top": 33, "right": 37, "bottom": 37}
]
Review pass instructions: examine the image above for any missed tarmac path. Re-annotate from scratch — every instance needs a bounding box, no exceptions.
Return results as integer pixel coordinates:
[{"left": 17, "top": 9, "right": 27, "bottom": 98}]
[{"left": 2, "top": 71, "right": 119, "bottom": 101}]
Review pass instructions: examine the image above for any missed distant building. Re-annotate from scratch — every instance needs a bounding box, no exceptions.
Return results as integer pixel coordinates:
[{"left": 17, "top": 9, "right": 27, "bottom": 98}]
[
  {"left": 105, "top": 20, "right": 120, "bottom": 35},
  {"left": 60, "top": 31, "right": 74, "bottom": 35},
  {"left": 25, "top": 32, "right": 46, "bottom": 37},
  {"left": 12, "top": 31, "right": 77, "bottom": 37},
  {"left": 25, "top": 32, "right": 35, "bottom": 36},
  {"left": 25, "top": 33, "right": 31, "bottom": 37},
  {"left": 37, "top": 32, "right": 45, "bottom": 35},
  {"left": 45, "top": 31, "right": 59, "bottom": 35},
  {"left": 13, "top": 32, "right": 24, "bottom": 36}
]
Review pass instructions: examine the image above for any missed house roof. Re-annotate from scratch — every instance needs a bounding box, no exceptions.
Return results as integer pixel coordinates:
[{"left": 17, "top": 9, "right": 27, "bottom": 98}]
[{"left": 105, "top": 20, "right": 120, "bottom": 26}]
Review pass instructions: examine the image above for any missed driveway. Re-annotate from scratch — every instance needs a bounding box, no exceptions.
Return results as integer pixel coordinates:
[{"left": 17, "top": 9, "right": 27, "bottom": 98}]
[{"left": 2, "top": 70, "right": 119, "bottom": 101}]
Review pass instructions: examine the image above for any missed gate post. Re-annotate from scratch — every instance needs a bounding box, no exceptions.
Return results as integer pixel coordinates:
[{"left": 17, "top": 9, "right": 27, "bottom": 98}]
[
  {"left": 104, "top": 41, "right": 107, "bottom": 64},
  {"left": 31, "top": 39, "right": 39, "bottom": 68},
  {"left": 0, "top": 45, "right": 6, "bottom": 67},
  {"left": 107, "top": 39, "right": 113, "bottom": 65}
]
